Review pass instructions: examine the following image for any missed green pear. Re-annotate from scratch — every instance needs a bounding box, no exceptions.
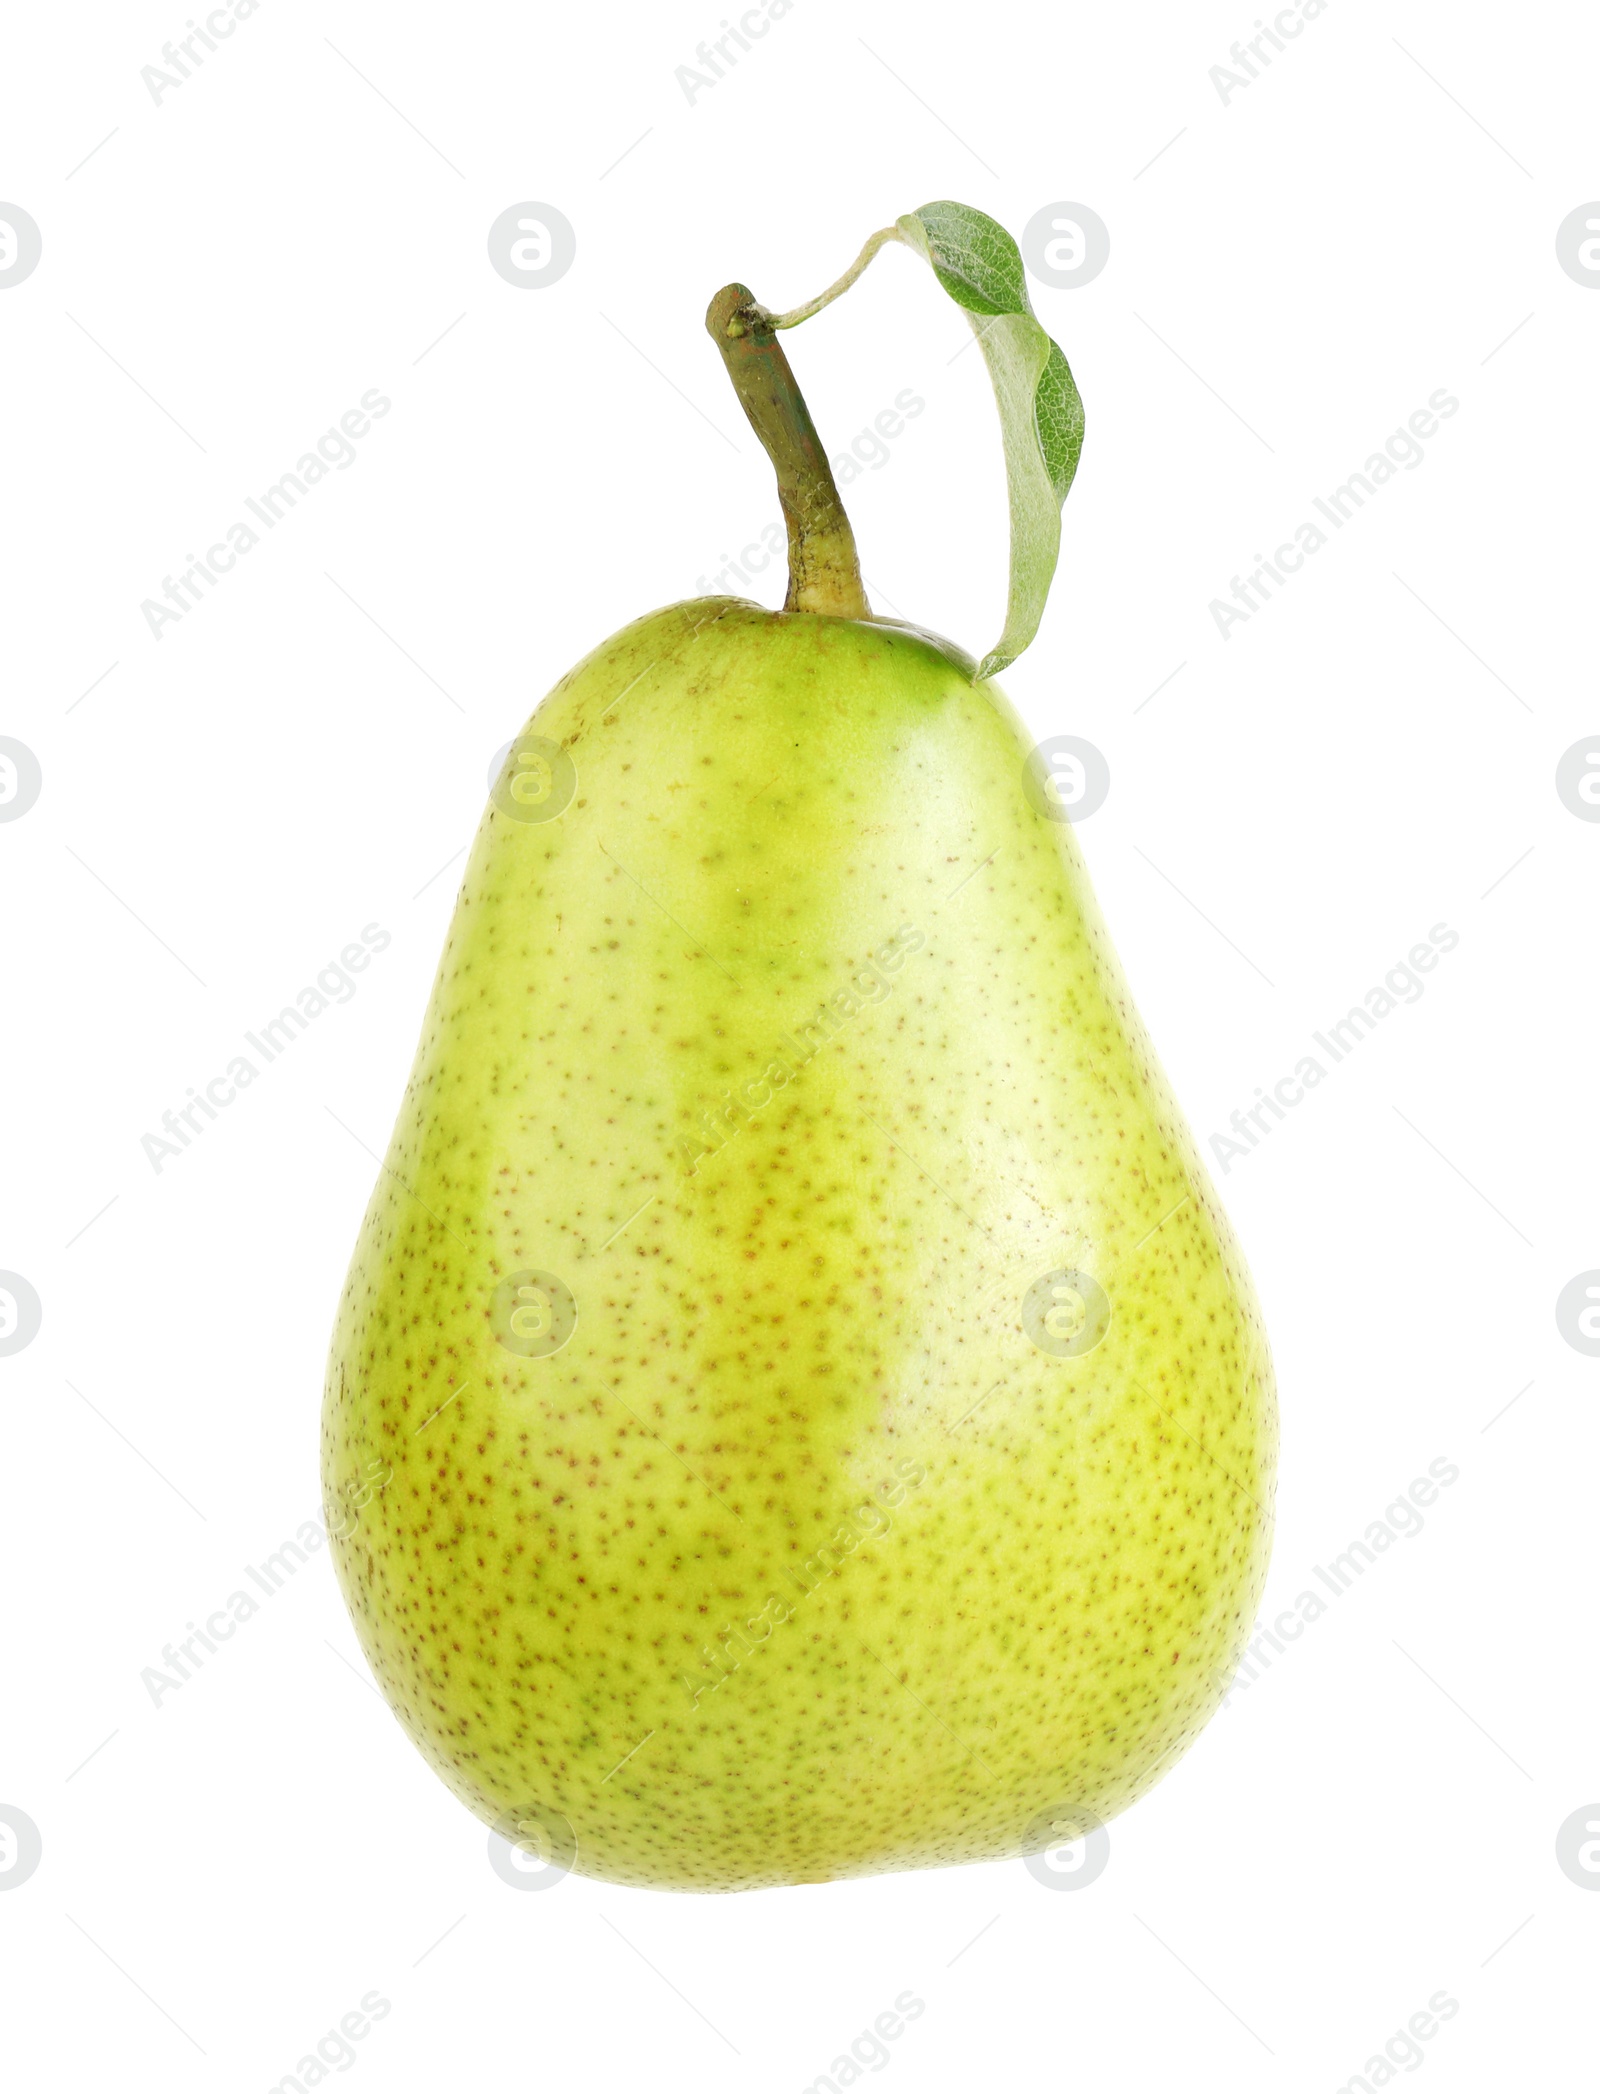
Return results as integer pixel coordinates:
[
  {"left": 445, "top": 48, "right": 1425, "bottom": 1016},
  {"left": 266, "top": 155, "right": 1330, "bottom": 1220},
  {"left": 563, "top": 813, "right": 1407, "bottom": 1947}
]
[{"left": 322, "top": 226, "right": 1275, "bottom": 1892}]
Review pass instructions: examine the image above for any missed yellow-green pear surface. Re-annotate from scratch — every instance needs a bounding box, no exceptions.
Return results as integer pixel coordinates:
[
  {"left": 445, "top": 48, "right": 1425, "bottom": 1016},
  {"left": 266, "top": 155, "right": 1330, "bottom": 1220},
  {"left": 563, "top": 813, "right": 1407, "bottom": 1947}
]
[{"left": 322, "top": 596, "right": 1276, "bottom": 1890}]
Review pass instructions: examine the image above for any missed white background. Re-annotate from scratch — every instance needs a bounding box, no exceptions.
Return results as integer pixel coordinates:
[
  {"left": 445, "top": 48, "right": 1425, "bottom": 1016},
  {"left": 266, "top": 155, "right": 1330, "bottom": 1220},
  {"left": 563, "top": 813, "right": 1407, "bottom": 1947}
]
[{"left": 3, "top": 0, "right": 1597, "bottom": 2087}]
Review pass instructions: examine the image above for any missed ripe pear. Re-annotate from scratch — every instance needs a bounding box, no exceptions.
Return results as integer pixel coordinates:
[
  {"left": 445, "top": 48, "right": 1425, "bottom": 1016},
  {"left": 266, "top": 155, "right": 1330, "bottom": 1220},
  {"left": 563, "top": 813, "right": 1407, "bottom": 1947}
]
[{"left": 322, "top": 263, "right": 1275, "bottom": 1892}]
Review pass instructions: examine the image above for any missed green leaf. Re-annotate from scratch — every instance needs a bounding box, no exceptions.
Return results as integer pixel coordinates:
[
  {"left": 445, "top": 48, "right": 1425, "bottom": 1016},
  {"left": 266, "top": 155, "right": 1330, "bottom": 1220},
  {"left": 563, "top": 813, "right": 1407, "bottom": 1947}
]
[{"left": 895, "top": 201, "right": 1084, "bottom": 680}]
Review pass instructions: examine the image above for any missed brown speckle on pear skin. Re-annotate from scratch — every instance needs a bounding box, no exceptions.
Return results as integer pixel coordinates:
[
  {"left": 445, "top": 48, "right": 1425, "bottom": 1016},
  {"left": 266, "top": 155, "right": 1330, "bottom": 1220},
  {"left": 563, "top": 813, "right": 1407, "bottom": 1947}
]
[{"left": 320, "top": 600, "right": 1277, "bottom": 1892}]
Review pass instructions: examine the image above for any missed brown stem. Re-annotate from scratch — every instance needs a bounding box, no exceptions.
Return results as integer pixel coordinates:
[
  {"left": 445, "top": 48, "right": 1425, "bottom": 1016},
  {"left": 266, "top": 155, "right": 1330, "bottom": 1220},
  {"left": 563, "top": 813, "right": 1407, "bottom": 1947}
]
[{"left": 704, "top": 283, "right": 870, "bottom": 619}]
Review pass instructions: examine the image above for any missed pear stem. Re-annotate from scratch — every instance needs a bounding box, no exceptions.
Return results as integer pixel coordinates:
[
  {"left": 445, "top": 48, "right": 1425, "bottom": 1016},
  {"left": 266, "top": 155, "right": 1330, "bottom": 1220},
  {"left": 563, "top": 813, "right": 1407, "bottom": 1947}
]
[
  {"left": 704, "top": 283, "right": 870, "bottom": 620},
  {"left": 752, "top": 225, "right": 905, "bottom": 331}
]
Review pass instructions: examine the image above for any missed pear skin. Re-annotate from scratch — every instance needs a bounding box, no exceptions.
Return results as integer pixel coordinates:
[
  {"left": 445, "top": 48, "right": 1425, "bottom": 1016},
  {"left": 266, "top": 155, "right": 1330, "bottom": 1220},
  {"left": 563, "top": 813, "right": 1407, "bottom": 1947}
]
[{"left": 322, "top": 598, "right": 1276, "bottom": 1890}]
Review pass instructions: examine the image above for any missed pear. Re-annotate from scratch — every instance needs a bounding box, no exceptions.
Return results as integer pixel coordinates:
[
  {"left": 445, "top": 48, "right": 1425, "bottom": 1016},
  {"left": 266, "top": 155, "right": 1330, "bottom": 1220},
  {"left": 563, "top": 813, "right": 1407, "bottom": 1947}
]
[{"left": 322, "top": 233, "right": 1275, "bottom": 1892}]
